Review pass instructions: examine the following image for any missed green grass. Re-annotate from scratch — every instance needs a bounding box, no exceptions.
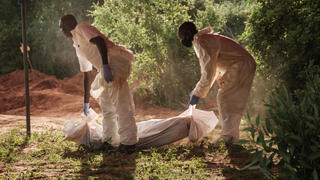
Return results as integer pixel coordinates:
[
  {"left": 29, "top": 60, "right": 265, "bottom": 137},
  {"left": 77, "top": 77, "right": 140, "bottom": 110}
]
[{"left": 0, "top": 127, "right": 263, "bottom": 179}]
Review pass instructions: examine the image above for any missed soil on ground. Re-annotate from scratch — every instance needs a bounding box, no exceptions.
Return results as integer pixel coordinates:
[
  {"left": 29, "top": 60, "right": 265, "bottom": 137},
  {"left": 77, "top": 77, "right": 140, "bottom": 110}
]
[{"left": 0, "top": 70, "right": 262, "bottom": 179}]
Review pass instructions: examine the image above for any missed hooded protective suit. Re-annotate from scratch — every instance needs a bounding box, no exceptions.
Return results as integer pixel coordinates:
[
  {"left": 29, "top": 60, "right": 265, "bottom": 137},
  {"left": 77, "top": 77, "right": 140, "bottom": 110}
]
[
  {"left": 192, "top": 27, "right": 256, "bottom": 141},
  {"left": 71, "top": 22, "right": 138, "bottom": 146}
]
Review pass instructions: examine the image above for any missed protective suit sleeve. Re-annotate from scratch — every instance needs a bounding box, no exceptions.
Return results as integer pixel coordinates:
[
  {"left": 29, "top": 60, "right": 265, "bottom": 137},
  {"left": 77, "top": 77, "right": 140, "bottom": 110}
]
[
  {"left": 78, "top": 55, "right": 93, "bottom": 72},
  {"left": 193, "top": 34, "right": 219, "bottom": 98}
]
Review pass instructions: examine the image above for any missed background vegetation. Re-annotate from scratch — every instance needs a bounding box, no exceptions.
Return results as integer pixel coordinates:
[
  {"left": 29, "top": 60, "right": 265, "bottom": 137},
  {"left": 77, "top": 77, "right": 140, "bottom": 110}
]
[
  {"left": 0, "top": 0, "right": 255, "bottom": 108},
  {"left": 241, "top": 0, "right": 320, "bottom": 93},
  {"left": 242, "top": 73, "right": 320, "bottom": 179},
  {"left": 0, "top": 0, "right": 102, "bottom": 78},
  {"left": 238, "top": 0, "right": 320, "bottom": 178},
  {"left": 90, "top": 0, "right": 255, "bottom": 107},
  {"left": 0, "top": 1, "right": 22, "bottom": 74}
]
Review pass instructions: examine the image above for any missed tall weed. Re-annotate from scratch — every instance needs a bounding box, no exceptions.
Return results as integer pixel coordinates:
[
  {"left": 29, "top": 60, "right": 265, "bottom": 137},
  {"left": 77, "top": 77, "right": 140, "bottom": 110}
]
[{"left": 242, "top": 73, "right": 320, "bottom": 179}]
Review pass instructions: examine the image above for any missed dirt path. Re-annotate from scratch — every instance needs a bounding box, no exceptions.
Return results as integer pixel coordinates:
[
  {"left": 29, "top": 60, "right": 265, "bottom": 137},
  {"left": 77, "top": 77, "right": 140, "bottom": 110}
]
[{"left": 0, "top": 114, "right": 69, "bottom": 136}]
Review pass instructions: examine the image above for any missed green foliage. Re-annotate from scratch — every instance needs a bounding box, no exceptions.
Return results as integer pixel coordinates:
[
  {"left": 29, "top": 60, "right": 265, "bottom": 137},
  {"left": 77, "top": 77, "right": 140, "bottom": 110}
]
[
  {"left": 0, "top": 1, "right": 22, "bottom": 74},
  {"left": 243, "top": 71, "right": 320, "bottom": 179},
  {"left": 91, "top": 0, "right": 253, "bottom": 107},
  {"left": 91, "top": 0, "right": 200, "bottom": 108},
  {"left": 0, "top": 128, "right": 27, "bottom": 163},
  {"left": 1, "top": 0, "right": 254, "bottom": 107},
  {"left": 0, "top": 127, "right": 215, "bottom": 179},
  {"left": 241, "top": 0, "right": 320, "bottom": 92},
  {"left": 26, "top": 0, "right": 102, "bottom": 78},
  {"left": 196, "top": 0, "right": 256, "bottom": 40},
  {"left": 0, "top": 0, "right": 101, "bottom": 78},
  {"left": 136, "top": 146, "right": 212, "bottom": 179}
]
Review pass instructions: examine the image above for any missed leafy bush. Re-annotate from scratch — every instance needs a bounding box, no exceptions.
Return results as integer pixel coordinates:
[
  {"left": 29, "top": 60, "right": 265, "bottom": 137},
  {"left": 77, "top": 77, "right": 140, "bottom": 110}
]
[
  {"left": 91, "top": 0, "right": 254, "bottom": 108},
  {"left": 26, "top": 0, "right": 102, "bottom": 78},
  {"left": 1, "top": 0, "right": 255, "bottom": 108},
  {"left": 91, "top": 0, "right": 200, "bottom": 108},
  {"left": 241, "top": 0, "right": 320, "bottom": 92},
  {"left": 0, "top": 1, "right": 102, "bottom": 77},
  {"left": 197, "top": 0, "right": 256, "bottom": 40},
  {"left": 242, "top": 70, "right": 320, "bottom": 179},
  {"left": 0, "top": 1, "right": 22, "bottom": 74}
]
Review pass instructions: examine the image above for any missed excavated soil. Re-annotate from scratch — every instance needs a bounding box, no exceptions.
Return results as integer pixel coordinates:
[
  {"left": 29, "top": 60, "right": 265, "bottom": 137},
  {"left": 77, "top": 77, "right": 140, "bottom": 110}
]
[
  {"left": 0, "top": 70, "right": 100, "bottom": 116},
  {"left": 0, "top": 70, "right": 182, "bottom": 132}
]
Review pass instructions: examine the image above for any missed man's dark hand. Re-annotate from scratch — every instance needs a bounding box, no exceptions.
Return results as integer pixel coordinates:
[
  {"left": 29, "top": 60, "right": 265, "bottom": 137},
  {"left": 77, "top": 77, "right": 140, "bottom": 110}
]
[{"left": 103, "top": 64, "right": 113, "bottom": 83}]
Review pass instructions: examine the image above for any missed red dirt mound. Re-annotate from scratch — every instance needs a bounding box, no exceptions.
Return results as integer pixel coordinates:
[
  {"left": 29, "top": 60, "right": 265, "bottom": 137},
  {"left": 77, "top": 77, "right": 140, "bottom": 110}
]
[
  {"left": 32, "top": 78, "right": 60, "bottom": 91},
  {"left": 0, "top": 70, "right": 48, "bottom": 89},
  {"left": 0, "top": 70, "right": 100, "bottom": 116},
  {"left": 0, "top": 69, "right": 183, "bottom": 118}
]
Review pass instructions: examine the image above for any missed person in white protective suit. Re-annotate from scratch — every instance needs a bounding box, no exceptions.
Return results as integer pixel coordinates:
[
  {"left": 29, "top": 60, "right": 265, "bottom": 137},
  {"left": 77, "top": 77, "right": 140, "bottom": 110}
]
[
  {"left": 59, "top": 14, "right": 138, "bottom": 153},
  {"left": 178, "top": 22, "right": 256, "bottom": 145}
]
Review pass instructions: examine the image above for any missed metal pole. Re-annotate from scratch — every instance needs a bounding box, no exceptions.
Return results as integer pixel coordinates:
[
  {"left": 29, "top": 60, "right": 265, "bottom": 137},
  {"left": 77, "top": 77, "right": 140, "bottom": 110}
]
[{"left": 21, "top": 0, "right": 31, "bottom": 137}]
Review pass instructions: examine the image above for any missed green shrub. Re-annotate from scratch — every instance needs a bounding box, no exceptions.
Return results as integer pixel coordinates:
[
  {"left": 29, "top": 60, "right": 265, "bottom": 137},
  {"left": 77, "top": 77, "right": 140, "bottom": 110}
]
[
  {"left": 90, "top": 0, "right": 200, "bottom": 108},
  {"left": 196, "top": 0, "right": 256, "bottom": 40},
  {"left": 1, "top": 0, "right": 256, "bottom": 109},
  {"left": 0, "top": 1, "right": 22, "bottom": 74},
  {"left": 242, "top": 71, "right": 320, "bottom": 179},
  {"left": 91, "top": 0, "right": 254, "bottom": 108},
  {"left": 26, "top": 0, "right": 102, "bottom": 78},
  {"left": 0, "top": 1, "right": 101, "bottom": 77},
  {"left": 241, "top": 0, "right": 320, "bottom": 92}
]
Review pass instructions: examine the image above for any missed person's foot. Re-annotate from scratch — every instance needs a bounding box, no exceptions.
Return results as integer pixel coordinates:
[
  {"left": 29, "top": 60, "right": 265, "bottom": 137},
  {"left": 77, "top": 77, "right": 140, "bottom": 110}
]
[
  {"left": 101, "top": 142, "right": 115, "bottom": 152},
  {"left": 118, "top": 144, "right": 136, "bottom": 154}
]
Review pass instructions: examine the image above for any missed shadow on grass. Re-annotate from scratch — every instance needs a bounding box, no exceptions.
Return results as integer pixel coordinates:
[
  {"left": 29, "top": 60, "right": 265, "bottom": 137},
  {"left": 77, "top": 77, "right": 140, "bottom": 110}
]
[
  {"left": 206, "top": 144, "right": 264, "bottom": 180},
  {"left": 62, "top": 146, "right": 138, "bottom": 179}
]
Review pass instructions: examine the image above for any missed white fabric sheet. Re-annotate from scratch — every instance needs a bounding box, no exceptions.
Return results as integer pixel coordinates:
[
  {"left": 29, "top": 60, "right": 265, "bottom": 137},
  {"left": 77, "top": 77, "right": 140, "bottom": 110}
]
[{"left": 63, "top": 106, "right": 219, "bottom": 149}]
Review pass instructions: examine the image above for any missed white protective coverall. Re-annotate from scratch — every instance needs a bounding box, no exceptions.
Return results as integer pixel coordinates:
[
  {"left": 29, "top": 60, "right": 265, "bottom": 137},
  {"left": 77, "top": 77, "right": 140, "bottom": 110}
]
[
  {"left": 192, "top": 27, "right": 256, "bottom": 141},
  {"left": 70, "top": 22, "right": 138, "bottom": 146}
]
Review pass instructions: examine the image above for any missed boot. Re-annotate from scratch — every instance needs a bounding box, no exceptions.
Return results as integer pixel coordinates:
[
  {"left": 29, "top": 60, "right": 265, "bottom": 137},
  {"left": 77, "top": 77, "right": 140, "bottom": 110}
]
[
  {"left": 101, "top": 142, "right": 115, "bottom": 152},
  {"left": 118, "top": 143, "right": 136, "bottom": 154}
]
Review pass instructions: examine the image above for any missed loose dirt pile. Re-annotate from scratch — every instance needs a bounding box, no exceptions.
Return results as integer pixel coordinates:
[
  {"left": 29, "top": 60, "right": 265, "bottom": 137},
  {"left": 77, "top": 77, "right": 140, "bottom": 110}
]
[
  {"left": 0, "top": 69, "right": 184, "bottom": 134},
  {"left": 0, "top": 70, "right": 183, "bottom": 119},
  {"left": 0, "top": 70, "right": 100, "bottom": 116}
]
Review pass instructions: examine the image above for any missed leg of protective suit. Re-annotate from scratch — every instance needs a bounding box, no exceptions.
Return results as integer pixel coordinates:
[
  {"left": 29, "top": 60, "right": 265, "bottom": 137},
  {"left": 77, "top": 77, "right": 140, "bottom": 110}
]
[
  {"left": 100, "top": 89, "right": 120, "bottom": 147},
  {"left": 110, "top": 82, "right": 138, "bottom": 145},
  {"left": 218, "top": 110, "right": 243, "bottom": 141},
  {"left": 217, "top": 58, "right": 255, "bottom": 141}
]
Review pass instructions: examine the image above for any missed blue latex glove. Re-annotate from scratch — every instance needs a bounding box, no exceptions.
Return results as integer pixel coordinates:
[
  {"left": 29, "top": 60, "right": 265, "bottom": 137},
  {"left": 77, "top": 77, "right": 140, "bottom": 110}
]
[
  {"left": 103, "top": 64, "right": 113, "bottom": 83},
  {"left": 83, "top": 103, "right": 90, "bottom": 116},
  {"left": 187, "top": 92, "right": 200, "bottom": 108}
]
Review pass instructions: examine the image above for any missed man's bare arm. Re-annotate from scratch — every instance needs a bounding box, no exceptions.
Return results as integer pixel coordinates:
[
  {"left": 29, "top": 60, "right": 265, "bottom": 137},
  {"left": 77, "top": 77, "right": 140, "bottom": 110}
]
[
  {"left": 90, "top": 36, "right": 113, "bottom": 83},
  {"left": 90, "top": 36, "right": 108, "bottom": 65},
  {"left": 84, "top": 71, "right": 91, "bottom": 103}
]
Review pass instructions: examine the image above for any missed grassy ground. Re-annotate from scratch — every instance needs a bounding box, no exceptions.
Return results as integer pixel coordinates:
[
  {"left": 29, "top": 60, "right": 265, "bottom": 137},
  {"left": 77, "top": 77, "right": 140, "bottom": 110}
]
[{"left": 0, "top": 126, "right": 263, "bottom": 179}]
